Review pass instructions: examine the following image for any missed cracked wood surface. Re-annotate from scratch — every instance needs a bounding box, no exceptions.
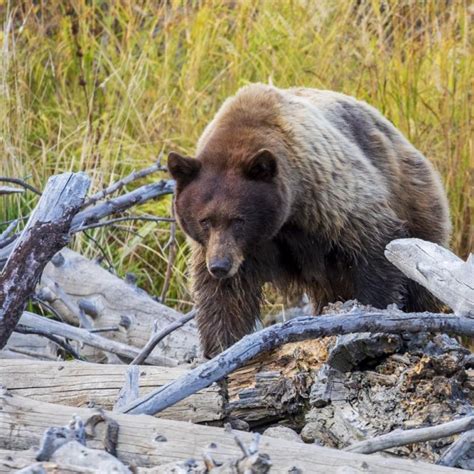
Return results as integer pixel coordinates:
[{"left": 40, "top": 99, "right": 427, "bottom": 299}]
[
  {"left": 385, "top": 238, "right": 474, "bottom": 317},
  {"left": 0, "top": 391, "right": 464, "bottom": 473},
  {"left": 0, "top": 359, "right": 223, "bottom": 424}
]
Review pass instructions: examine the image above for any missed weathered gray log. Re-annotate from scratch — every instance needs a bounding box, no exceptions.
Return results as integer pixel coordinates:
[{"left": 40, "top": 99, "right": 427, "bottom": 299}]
[
  {"left": 0, "top": 391, "right": 464, "bottom": 473},
  {"left": 345, "top": 416, "right": 474, "bottom": 454},
  {"left": 119, "top": 310, "right": 474, "bottom": 416},
  {"left": 437, "top": 430, "right": 474, "bottom": 467},
  {"left": 18, "top": 312, "right": 177, "bottom": 366},
  {"left": 0, "top": 359, "right": 224, "bottom": 423},
  {"left": 39, "top": 248, "right": 198, "bottom": 363},
  {"left": 1, "top": 332, "right": 57, "bottom": 361},
  {"left": 0, "top": 172, "right": 90, "bottom": 349},
  {"left": 385, "top": 238, "right": 474, "bottom": 317}
]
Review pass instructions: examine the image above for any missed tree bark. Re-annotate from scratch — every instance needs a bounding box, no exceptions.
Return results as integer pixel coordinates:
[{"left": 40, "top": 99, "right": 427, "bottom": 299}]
[{"left": 0, "top": 173, "right": 90, "bottom": 349}]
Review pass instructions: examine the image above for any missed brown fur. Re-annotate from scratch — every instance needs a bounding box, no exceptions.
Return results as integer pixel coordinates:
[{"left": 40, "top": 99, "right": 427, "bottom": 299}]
[{"left": 168, "top": 84, "right": 451, "bottom": 358}]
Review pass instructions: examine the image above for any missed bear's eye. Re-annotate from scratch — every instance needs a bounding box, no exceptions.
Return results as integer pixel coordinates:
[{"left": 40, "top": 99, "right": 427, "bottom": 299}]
[
  {"left": 199, "top": 218, "right": 211, "bottom": 231},
  {"left": 231, "top": 218, "right": 245, "bottom": 232}
]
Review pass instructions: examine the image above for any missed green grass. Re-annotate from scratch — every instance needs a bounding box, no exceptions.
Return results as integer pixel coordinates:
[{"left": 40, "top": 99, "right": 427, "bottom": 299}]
[{"left": 1, "top": 1, "right": 472, "bottom": 311}]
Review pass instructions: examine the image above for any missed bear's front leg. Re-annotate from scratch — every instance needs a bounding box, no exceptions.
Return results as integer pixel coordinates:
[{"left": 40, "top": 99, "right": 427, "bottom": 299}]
[
  {"left": 191, "top": 252, "right": 263, "bottom": 358},
  {"left": 353, "top": 252, "right": 406, "bottom": 309}
]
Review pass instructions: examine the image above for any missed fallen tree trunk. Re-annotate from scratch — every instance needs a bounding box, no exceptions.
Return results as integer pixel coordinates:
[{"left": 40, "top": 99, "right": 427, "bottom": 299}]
[
  {"left": 0, "top": 360, "right": 224, "bottom": 424},
  {"left": 385, "top": 238, "right": 474, "bottom": 317},
  {"left": 0, "top": 343, "right": 331, "bottom": 427},
  {"left": 0, "top": 391, "right": 464, "bottom": 473},
  {"left": 0, "top": 172, "right": 90, "bottom": 349},
  {"left": 1, "top": 332, "right": 57, "bottom": 361},
  {"left": 119, "top": 310, "right": 474, "bottom": 416},
  {"left": 38, "top": 248, "right": 199, "bottom": 363}
]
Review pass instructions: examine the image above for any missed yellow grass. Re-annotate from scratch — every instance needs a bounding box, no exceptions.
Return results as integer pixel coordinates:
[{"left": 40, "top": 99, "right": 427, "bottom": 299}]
[{"left": 1, "top": 1, "right": 472, "bottom": 310}]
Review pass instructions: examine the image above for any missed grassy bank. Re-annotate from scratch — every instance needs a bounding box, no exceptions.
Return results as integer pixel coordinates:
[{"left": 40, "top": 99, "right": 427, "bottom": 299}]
[{"left": 1, "top": 1, "right": 472, "bottom": 310}]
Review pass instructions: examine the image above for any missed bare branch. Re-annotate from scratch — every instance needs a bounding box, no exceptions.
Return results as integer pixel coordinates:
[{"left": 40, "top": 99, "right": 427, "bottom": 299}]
[
  {"left": 0, "top": 219, "right": 19, "bottom": 242},
  {"left": 160, "top": 208, "right": 177, "bottom": 303},
  {"left": 81, "top": 157, "right": 166, "bottom": 208},
  {"left": 0, "top": 180, "right": 175, "bottom": 266},
  {"left": 130, "top": 310, "right": 195, "bottom": 365},
  {"left": 71, "top": 179, "right": 175, "bottom": 230},
  {"left": 73, "top": 214, "right": 174, "bottom": 233},
  {"left": 114, "top": 365, "right": 140, "bottom": 411},
  {"left": 0, "top": 185, "right": 24, "bottom": 195},
  {"left": 345, "top": 416, "right": 474, "bottom": 454},
  {"left": 0, "top": 177, "right": 42, "bottom": 196},
  {"left": 119, "top": 310, "right": 474, "bottom": 415},
  {"left": 20, "top": 311, "right": 178, "bottom": 367},
  {"left": 13, "top": 324, "right": 83, "bottom": 360}
]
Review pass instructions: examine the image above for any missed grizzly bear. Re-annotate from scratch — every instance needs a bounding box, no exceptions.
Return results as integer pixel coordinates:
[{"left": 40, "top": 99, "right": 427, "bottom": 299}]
[{"left": 168, "top": 84, "right": 451, "bottom": 358}]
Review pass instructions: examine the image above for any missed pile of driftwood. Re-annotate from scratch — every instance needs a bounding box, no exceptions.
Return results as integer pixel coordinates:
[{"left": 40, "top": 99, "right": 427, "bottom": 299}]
[{"left": 0, "top": 167, "right": 473, "bottom": 473}]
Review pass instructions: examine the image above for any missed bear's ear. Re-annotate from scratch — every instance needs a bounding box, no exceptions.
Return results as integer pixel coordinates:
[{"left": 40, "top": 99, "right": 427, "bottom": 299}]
[
  {"left": 168, "top": 152, "right": 201, "bottom": 187},
  {"left": 244, "top": 149, "right": 278, "bottom": 182}
]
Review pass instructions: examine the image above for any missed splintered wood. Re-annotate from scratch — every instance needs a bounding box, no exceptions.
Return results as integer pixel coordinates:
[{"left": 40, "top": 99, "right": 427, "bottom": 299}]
[{"left": 227, "top": 339, "right": 334, "bottom": 424}]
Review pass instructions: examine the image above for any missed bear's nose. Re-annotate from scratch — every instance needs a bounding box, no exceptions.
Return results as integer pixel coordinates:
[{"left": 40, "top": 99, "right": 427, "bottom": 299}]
[{"left": 209, "top": 257, "right": 232, "bottom": 279}]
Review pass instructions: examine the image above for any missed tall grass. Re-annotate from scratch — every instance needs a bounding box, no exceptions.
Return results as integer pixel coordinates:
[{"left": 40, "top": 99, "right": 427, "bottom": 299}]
[{"left": 1, "top": 1, "right": 472, "bottom": 311}]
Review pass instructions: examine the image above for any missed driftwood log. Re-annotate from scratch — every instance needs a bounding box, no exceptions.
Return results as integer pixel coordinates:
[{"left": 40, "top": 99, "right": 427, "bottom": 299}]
[
  {"left": 0, "top": 341, "right": 331, "bottom": 427},
  {"left": 0, "top": 360, "right": 223, "bottom": 424},
  {"left": 386, "top": 239, "right": 474, "bottom": 317},
  {"left": 0, "top": 172, "right": 90, "bottom": 349},
  {"left": 37, "top": 248, "right": 198, "bottom": 363},
  {"left": 0, "top": 390, "right": 464, "bottom": 473},
  {"left": 0, "top": 332, "right": 57, "bottom": 361}
]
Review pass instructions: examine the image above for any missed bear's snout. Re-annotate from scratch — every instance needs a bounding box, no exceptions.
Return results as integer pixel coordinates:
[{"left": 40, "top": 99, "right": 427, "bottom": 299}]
[{"left": 208, "top": 256, "right": 232, "bottom": 279}]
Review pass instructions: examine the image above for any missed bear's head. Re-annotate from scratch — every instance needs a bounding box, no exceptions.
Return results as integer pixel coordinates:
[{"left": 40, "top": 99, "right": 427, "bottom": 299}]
[{"left": 168, "top": 145, "right": 290, "bottom": 280}]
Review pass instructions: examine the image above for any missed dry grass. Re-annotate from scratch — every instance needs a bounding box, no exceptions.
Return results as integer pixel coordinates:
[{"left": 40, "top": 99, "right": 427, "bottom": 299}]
[{"left": 1, "top": 1, "right": 472, "bottom": 310}]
